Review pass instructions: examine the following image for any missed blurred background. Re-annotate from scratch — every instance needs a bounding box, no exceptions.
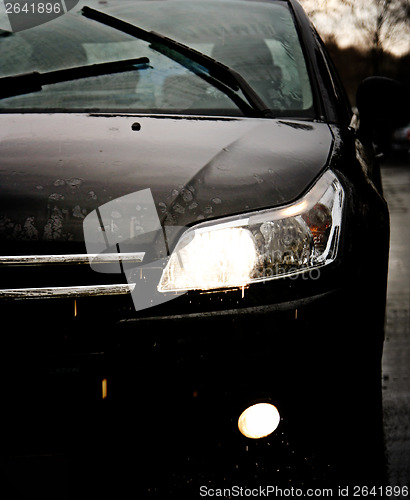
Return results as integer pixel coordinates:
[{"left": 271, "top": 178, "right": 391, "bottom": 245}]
[{"left": 300, "top": 0, "right": 409, "bottom": 104}]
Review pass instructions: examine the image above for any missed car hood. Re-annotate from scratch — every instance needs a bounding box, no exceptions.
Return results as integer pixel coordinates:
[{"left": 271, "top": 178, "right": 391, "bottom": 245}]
[{"left": 0, "top": 113, "right": 333, "bottom": 249}]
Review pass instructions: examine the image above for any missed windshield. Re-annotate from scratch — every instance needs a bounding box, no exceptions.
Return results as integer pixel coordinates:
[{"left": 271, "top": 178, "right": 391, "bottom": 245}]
[{"left": 0, "top": 0, "right": 314, "bottom": 118}]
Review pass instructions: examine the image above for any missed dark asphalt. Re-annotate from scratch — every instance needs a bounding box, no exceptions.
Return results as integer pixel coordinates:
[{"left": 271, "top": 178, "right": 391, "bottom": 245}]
[{"left": 381, "top": 157, "right": 410, "bottom": 493}]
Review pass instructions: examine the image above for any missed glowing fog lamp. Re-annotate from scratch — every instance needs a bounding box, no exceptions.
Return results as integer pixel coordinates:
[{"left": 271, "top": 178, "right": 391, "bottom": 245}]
[{"left": 238, "top": 402, "right": 280, "bottom": 439}]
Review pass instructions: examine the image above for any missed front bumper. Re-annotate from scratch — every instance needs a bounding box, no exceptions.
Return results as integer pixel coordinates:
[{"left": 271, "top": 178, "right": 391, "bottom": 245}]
[
  {"left": 0, "top": 268, "right": 387, "bottom": 495},
  {"left": 1, "top": 282, "right": 375, "bottom": 444}
]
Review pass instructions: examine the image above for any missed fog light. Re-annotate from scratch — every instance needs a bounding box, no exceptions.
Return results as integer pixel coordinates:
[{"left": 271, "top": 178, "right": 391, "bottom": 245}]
[{"left": 238, "top": 403, "right": 280, "bottom": 439}]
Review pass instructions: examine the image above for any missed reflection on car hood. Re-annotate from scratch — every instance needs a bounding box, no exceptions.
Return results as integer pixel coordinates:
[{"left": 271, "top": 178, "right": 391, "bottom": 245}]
[{"left": 0, "top": 113, "right": 333, "bottom": 247}]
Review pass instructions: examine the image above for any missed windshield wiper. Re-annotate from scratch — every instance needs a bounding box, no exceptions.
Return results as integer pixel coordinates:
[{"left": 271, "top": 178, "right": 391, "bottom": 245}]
[
  {"left": 0, "top": 57, "right": 150, "bottom": 100},
  {"left": 81, "top": 6, "right": 274, "bottom": 118}
]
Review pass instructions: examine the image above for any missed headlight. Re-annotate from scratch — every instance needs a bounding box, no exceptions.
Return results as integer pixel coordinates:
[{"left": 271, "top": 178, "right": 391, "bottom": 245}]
[{"left": 158, "top": 170, "right": 344, "bottom": 292}]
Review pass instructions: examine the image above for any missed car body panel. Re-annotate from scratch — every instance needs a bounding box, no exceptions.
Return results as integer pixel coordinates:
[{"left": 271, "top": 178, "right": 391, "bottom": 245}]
[{"left": 0, "top": 113, "right": 332, "bottom": 245}]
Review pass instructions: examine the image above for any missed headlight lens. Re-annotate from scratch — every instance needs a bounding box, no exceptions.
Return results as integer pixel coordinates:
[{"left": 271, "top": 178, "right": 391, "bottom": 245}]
[{"left": 158, "top": 170, "right": 344, "bottom": 292}]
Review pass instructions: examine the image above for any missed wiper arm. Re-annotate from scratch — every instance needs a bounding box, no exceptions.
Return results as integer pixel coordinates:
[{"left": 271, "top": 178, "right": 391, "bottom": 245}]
[
  {"left": 81, "top": 6, "right": 274, "bottom": 118},
  {"left": 0, "top": 57, "right": 150, "bottom": 100}
]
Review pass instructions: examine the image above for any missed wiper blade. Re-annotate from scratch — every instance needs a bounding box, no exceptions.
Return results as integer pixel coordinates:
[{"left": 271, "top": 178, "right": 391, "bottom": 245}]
[
  {"left": 0, "top": 57, "right": 150, "bottom": 100},
  {"left": 81, "top": 6, "right": 274, "bottom": 118}
]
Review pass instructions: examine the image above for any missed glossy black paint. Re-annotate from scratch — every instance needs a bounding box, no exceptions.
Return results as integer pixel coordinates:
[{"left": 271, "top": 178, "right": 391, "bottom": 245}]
[{"left": 0, "top": 114, "right": 332, "bottom": 244}]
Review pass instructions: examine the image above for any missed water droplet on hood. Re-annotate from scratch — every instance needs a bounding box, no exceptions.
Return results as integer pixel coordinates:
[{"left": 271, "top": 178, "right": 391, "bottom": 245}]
[
  {"left": 173, "top": 203, "right": 185, "bottom": 214},
  {"left": 158, "top": 202, "right": 167, "bottom": 213},
  {"left": 20, "top": 217, "right": 39, "bottom": 240},
  {"left": 49, "top": 193, "right": 64, "bottom": 201},
  {"left": 43, "top": 207, "right": 63, "bottom": 240},
  {"left": 66, "top": 177, "right": 83, "bottom": 188},
  {"left": 72, "top": 205, "right": 85, "bottom": 219},
  {"left": 181, "top": 188, "right": 193, "bottom": 203}
]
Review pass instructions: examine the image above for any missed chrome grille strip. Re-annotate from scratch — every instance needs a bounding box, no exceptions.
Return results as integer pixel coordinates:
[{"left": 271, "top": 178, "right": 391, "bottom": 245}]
[
  {"left": 0, "top": 283, "right": 135, "bottom": 299},
  {"left": 0, "top": 253, "right": 145, "bottom": 266},
  {"left": 0, "top": 252, "right": 144, "bottom": 299}
]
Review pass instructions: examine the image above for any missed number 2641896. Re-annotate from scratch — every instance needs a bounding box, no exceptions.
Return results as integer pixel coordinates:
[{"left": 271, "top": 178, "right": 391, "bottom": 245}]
[{"left": 5, "top": 3, "right": 62, "bottom": 14}]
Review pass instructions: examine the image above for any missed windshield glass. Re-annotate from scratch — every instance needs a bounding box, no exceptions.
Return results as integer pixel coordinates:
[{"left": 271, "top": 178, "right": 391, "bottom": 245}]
[{"left": 0, "top": 0, "right": 314, "bottom": 118}]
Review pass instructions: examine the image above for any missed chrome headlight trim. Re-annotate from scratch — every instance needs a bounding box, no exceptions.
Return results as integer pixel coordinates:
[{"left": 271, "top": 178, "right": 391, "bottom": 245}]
[{"left": 159, "top": 170, "right": 344, "bottom": 293}]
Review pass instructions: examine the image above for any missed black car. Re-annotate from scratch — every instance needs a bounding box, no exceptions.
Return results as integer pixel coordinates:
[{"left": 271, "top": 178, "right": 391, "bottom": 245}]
[{"left": 0, "top": 0, "right": 408, "bottom": 497}]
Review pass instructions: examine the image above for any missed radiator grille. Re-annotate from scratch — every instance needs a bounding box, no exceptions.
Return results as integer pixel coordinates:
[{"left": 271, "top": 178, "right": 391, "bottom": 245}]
[{"left": 0, "top": 252, "right": 144, "bottom": 299}]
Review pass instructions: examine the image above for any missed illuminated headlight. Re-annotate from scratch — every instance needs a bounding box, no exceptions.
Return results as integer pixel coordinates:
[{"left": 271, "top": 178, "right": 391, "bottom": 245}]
[
  {"left": 158, "top": 170, "right": 344, "bottom": 292},
  {"left": 238, "top": 403, "right": 280, "bottom": 439}
]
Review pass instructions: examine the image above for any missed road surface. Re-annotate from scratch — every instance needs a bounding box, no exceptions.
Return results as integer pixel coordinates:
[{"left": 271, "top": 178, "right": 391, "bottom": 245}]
[{"left": 381, "top": 158, "right": 410, "bottom": 493}]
